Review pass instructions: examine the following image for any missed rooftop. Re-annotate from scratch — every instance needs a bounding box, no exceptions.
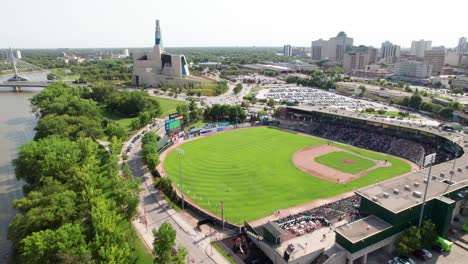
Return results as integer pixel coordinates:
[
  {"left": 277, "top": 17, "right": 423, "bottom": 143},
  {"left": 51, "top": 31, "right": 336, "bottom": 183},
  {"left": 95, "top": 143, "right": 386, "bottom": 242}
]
[
  {"left": 335, "top": 215, "right": 391, "bottom": 243},
  {"left": 287, "top": 105, "right": 461, "bottom": 141}
]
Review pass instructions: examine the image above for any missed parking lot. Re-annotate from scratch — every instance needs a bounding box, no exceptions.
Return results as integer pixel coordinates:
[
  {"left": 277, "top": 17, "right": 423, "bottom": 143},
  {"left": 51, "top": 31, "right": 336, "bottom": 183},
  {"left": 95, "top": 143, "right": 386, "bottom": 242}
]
[{"left": 366, "top": 243, "right": 467, "bottom": 264}]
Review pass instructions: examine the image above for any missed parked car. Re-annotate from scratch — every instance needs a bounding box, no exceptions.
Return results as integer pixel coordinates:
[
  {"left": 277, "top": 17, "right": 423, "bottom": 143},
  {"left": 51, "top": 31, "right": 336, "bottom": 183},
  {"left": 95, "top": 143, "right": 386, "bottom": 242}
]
[
  {"left": 395, "top": 257, "right": 410, "bottom": 264},
  {"left": 414, "top": 249, "right": 432, "bottom": 260},
  {"left": 400, "top": 256, "right": 416, "bottom": 264}
]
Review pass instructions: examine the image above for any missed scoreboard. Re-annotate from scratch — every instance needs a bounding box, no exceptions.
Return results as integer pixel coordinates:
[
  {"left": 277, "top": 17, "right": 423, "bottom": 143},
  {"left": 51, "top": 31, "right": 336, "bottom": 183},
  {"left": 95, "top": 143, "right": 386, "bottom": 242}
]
[{"left": 165, "top": 113, "right": 184, "bottom": 135}]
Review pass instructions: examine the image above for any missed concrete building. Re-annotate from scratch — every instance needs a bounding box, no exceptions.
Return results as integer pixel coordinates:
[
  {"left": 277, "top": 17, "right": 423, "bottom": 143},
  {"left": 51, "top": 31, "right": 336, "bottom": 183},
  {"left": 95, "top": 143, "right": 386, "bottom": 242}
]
[
  {"left": 457, "top": 37, "right": 467, "bottom": 53},
  {"left": 131, "top": 20, "right": 192, "bottom": 87},
  {"left": 424, "top": 49, "right": 446, "bottom": 76},
  {"left": 311, "top": 32, "right": 353, "bottom": 62},
  {"left": 283, "top": 45, "right": 292, "bottom": 57},
  {"left": 311, "top": 39, "right": 329, "bottom": 61},
  {"left": 380, "top": 41, "right": 400, "bottom": 64},
  {"left": 452, "top": 76, "right": 468, "bottom": 91},
  {"left": 291, "top": 46, "right": 307, "bottom": 57},
  {"left": 394, "top": 61, "right": 432, "bottom": 79},
  {"left": 342, "top": 46, "right": 378, "bottom": 72},
  {"left": 410, "top": 39, "right": 432, "bottom": 58},
  {"left": 445, "top": 51, "right": 463, "bottom": 66}
]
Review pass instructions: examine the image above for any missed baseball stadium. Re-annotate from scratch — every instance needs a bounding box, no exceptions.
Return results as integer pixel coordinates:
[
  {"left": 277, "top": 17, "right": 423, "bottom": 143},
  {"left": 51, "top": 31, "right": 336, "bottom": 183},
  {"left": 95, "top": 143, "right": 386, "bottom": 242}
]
[{"left": 159, "top": 105, "right": 468, "bottom": 264}]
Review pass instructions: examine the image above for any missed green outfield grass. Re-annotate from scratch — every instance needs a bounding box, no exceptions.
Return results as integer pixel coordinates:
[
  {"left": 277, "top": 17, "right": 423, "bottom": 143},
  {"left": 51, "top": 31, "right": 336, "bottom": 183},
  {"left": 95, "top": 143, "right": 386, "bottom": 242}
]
[
  {"left": 163, "top": 127, "right": 411, "bottom": 224},
  {"left": 315, "top": 151, "right": 376, "bottom": 174}
]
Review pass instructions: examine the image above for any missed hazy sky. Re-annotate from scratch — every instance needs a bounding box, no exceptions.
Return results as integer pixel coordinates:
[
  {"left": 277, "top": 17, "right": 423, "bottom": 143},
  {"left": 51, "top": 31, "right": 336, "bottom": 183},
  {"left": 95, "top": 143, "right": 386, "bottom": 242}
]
[{"left": 2, "top": 0, "right": 467, "bottom": 49}]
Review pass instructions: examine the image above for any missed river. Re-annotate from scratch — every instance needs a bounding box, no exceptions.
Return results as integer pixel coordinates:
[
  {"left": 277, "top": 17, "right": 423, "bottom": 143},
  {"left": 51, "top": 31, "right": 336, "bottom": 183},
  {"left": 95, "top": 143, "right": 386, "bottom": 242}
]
[{"left": 0, "top": 75, "right": 41, "bottom": 258}]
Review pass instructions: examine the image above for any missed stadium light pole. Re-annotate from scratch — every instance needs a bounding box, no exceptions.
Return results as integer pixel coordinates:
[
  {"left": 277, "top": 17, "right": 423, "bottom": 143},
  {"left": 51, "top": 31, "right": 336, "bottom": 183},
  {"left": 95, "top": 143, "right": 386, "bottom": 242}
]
[
  {"left": 418, "top": 153, "right": 436, "bottom": 229},
  {"left": 449, "top": 136, "right": 463, "bottom": 183},
  {"left": 176, "top": 148, "right": 185, "bottom": 210}
]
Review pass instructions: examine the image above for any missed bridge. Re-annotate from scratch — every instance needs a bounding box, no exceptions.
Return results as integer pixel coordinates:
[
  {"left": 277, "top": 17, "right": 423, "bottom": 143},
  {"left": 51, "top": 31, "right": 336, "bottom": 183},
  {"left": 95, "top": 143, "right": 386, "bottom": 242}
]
[{"left": 0, "top": 48, "right": 67, "bottom": 91}]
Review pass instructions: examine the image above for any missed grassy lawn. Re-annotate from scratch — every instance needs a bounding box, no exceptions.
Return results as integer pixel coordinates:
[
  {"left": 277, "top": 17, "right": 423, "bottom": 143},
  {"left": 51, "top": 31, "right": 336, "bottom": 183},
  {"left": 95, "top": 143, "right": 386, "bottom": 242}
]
[
  {"left": 361, "top": 111, "right": 417, "bottom": 119},
  {"left": 212, "top": 243, "right": 236, "bottom": 264},
  {"left": 134, "top": 227, "right": 154, "bottom": 264},
  {"left": 246, "top": 86, "right": 264, "bottom": 97},
  {"left": 184, "top": 120, "right": 211, "bottom": 131},
  {"left": 153, "top": 96, "right": 186, "bottom": 118},
  {"left": 315, "top": 151, "right": 376, "bottom": 174},
  {"left": 190, "top": 82, "right": 227, "bottom": 96},
  {"left": 164, "top": 127, "right": 411, "bottom": 223},
  {"left": 102, "top": 110, "right": 136, "bottom": 132}
]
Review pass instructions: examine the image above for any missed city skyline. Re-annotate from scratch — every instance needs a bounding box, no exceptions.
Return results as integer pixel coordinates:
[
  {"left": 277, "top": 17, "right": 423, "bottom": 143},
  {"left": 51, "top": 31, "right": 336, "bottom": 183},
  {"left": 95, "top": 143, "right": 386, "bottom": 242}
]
[{"left": 1, "top": 0, "right": 467, "bottom": 49}]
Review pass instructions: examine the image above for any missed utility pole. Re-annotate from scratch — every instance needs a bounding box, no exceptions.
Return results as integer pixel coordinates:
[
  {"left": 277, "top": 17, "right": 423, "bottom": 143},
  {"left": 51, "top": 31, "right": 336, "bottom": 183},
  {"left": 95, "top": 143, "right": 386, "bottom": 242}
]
[
  {"left": 221, "top": 200, "right": 225, "bottom": 230},
  {"left": 176, "top": 148, "right": 185, "bottom": 210},
  {"left": 450, "top": 136, "right": 463, "bottom": 183},
  {"left": 418, "top": 153, "right": 436, "bottom": 228}
]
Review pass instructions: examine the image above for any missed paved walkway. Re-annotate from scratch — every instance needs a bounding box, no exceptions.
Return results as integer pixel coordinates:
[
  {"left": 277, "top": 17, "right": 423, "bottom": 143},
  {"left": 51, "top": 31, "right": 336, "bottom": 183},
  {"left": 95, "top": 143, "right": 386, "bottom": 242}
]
[{"left": 122, "top": 122, "right": 229, "bottom": 264}]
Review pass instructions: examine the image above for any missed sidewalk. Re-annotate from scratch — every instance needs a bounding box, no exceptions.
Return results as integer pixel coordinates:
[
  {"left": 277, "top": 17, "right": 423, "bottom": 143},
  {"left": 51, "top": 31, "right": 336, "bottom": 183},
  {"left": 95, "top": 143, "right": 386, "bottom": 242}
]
[{"left": 125, "top": 121, "right": 229, "bottom": 263}]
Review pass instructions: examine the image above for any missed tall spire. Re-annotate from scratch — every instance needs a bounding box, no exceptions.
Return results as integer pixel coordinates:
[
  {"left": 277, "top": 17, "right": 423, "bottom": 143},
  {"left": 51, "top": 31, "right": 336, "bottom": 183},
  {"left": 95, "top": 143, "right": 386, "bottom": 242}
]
[{"left": 155, "top": 19, "right": 162, "bottom": 47}]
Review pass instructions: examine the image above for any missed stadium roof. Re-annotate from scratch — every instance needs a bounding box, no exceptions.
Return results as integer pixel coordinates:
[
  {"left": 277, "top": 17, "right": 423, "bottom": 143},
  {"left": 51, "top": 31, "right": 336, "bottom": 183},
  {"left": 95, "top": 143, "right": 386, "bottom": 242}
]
[
  {"left": 286, "top": 105, "right": 462, "bottom": 142},
  {"left": 335, "top": 215, "right": 392, "bottom": 243}
]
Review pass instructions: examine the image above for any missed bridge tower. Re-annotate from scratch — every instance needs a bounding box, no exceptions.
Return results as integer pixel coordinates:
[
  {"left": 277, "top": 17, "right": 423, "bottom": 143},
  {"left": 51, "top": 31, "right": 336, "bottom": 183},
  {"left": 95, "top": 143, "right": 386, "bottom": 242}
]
[{"left": 7, "top": 48, "right": 28, "bottom": 91}]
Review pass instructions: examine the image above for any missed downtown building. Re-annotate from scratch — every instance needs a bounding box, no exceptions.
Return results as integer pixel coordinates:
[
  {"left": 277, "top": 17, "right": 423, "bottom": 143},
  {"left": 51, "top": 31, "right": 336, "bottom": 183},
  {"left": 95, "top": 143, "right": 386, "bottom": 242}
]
[
  {"left": 410, "top": 39, "right": 432, "bottom": 58},
  {"left": 283, "top": 45, "right": 293, "bottom": 57},
  {"left": 424, "top": 49, "right": 446, "bottom": 76},
  {"left": 342, "top": 46, "right": 378, "bottom": 73},
  {"left": 311, "top": 32, "right": 353, "bottom": 63},
  {"left": 457, "top": 37, "right": 467, "bottom": 53},
  {"left": 392, "top": 61, "right": 432, "bottom": 84},
  {"left": 132, "top": 20, "right": 194, "bottom": 87},
  {"left": 380, "top": 41, "right": 400, "bottom": 64}
]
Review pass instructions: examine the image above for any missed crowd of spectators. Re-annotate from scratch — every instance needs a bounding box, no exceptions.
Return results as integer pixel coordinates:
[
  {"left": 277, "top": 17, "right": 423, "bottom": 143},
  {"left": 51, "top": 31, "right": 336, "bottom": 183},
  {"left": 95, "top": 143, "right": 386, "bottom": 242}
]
[
  {"left": 304, "top": 121, "right": 455, "bottom": 165},
  {"left": 276, "top": 196, "right": 361, "bottom": 236}
]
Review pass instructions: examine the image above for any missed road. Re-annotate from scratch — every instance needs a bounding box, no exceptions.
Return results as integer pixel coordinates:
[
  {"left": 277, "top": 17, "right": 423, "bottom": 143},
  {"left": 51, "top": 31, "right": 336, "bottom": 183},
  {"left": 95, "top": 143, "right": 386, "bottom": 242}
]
[{"left": 125, "top": 123, "right": 225, "bottom": 264}]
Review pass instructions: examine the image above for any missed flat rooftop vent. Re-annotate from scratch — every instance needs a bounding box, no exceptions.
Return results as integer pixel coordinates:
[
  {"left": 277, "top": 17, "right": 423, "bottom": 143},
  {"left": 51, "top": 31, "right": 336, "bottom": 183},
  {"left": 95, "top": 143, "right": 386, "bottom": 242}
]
[
  {"left": 457, "top": 167, "right": 462, "bottom": 172},
  {"left": 393, "top": 188, "right": 400, "bottom": 194},
  {"left": 413, "top": 191, "right": 422, "bottom": 198},
  {"left": 372, "top": 196, "right": 379, "bottom": 202},
  {"left": 423, "top": 177, "right": 428, "bottom": 184},
  {"left": 465, "top": 165, "right": 468, "bottom": 170},
  {"left": 440, "top": 172, "right": 446, "bottom": 178},
  {"left": 431, "top": 175, "right": 437, "bottom": 180},
  {"left": 404, "top": 185, "right": 411, "bottom": 191},
  {"left": 414, "top": 182, "right": 420, "bottom": 187},
  {"left": 383, "top": 192, "right": 389, "bottom": 198}
]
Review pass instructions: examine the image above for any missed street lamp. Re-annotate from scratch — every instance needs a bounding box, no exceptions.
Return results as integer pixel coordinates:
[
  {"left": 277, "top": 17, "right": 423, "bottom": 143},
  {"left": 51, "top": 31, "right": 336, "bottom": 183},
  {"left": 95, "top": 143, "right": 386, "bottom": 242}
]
[
  {"left": 176, "top": 148, "right": 185, "bottom": 210},
  {"left": 418, "top": 153, "right": 436, "bottom": 228},
  {"left": 450, "top": 136, "right": 463, "bottom": 183}
]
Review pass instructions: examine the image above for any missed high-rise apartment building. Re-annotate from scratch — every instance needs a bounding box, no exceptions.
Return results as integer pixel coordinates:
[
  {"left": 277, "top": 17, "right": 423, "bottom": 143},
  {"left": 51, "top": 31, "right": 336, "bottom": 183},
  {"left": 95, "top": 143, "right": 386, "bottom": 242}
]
[
  {"left": 311, "top": 39, "right": 329, "bottom": 61},
  {"left": 410, "top": 39, "right": 432, "bottom": 58},
  {"left": 380, "top": 41, "right": 400, "bottom": 64},
  {"left": 311, "top": 32, "right": 353, "bottom": 62},
  {"left": 424, "top": 49, "right": 445, "bottom": 76},
  {"left": 342, "top": 46, "right": 378, "bottom": 72},
  {"left": 283, "top": 45, "right": 292, "bottom": 57},
  {"left": 457, "top": 37, "right": 467, "bottom": 53},
  {"left": 394, "top": 61, "right": 432, "bottom": 79}
]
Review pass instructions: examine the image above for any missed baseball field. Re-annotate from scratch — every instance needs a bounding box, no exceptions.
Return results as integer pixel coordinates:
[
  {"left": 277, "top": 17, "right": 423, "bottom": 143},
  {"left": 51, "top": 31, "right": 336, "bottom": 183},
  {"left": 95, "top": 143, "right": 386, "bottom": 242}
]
[{"left": 163, "top": 127, "right": 412, "bottom": 224}]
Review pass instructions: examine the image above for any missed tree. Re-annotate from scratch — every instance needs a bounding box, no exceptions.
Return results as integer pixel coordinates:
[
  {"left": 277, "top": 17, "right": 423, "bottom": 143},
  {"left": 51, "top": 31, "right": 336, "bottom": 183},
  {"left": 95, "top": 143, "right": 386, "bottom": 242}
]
[
  {"left": 438, "top": 107, "right": 454, "bottom": 119},
  {"left": 89, "top": 82, "right": 117, "bottom": 103},
  {"left": 420, "top": 220, "right": 438, "bottom": 248},
  {"left": 409, "top": 95, "right": 423, "bottom": 110},
  {"left": 396, "top": 226, "right": 421, "bottom": 256},
  {"left": 359, "top": 85, "right": 366, "bottom": 96},
  {"left": 19, "top": 223, "right": 91, "bottom": 264},
  {"left": 377, "top": 109, "right": 386, "bottom": 115},
  {"left": 267, "top": 98, "right": 276, "bottom": 107},
  {"left": 153, "top": 223, "right": 187, "bottom": 264},
  {"left": 233, "top": 83, "right": 243, "bottom": 94},
  {"left": 34, "top": 114, "right": 104, "bottom": 140}
]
